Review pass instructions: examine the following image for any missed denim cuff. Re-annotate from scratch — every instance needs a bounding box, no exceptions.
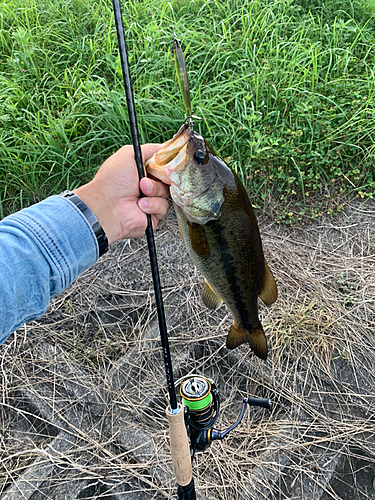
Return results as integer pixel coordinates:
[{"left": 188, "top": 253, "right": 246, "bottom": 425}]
[{"left": 0, "top": 195, "right": 99, "bottom": 344}]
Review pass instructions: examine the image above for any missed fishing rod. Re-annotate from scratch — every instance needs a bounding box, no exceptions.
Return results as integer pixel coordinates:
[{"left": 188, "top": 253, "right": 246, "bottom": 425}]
[
  {"left": 111, "top": 3, "right": 272, "bottom": 497},
  {"left": 111, "top": 1, "right": 195, "bottom": 499}
]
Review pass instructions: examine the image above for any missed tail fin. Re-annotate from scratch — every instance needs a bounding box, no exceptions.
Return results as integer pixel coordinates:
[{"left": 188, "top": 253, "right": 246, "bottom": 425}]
[{"left": 226, "top": 323, "right": 268, "bottom": 360}]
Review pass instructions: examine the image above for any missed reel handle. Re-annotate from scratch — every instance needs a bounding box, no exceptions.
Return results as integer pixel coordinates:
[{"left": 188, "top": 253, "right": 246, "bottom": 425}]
[
  {"left": 245, "top": 397, "right": 271, "bottom": 410},
  {"left": 210, "top": 396, "right": 271, "bottom": 442}
]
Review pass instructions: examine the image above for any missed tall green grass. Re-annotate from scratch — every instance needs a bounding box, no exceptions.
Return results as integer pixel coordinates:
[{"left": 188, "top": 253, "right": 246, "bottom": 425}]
[{"left": 0, "top": 0, "right": 374, "bottom": 219}]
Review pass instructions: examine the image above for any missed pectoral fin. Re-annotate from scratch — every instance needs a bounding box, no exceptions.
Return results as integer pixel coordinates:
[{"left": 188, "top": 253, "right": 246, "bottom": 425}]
[
  {"left": 259, "top": 261, "right": 278, "bottom": 306},
  {"left": 226, "top": 323, "right": 268, "bottom": 360},
  {"left": 202, "top": 280, "right": 223, "bottom": 311}
]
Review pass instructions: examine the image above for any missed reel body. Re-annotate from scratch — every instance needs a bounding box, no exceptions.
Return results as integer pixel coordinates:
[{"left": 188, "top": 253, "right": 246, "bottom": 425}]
[{"left": 177, "top": 375, "right": 271, "bottom": 458}]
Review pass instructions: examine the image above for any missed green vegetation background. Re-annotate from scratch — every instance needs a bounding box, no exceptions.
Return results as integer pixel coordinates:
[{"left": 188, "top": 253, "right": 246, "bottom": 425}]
[{"left": 0, "top": 0, "right": 374, "bottom": 221}]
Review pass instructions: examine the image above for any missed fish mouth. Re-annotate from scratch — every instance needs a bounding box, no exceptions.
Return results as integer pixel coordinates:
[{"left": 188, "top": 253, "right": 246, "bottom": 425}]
[{"left": 146, "top": 123, "right": 192, "bottom": 184}]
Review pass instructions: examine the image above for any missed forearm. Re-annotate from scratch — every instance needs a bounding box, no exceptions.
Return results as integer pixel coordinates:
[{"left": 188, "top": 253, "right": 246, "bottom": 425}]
[
  {"left": 0, "top": 142, "right": 169, "bottom": 345},
  {"left": 0, "top": 196, "right": 98, "bottom": 344}
]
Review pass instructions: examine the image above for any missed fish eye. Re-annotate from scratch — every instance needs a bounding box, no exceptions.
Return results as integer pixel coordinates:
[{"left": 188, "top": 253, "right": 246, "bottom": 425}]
[{"left": 193, "top": 149, "right": 205, "bottom": 164}]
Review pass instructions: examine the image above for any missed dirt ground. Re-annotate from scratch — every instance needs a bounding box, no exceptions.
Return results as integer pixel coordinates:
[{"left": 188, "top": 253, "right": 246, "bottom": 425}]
[{"left": 0, "top": 198, "right": 374, "bottom": 499}]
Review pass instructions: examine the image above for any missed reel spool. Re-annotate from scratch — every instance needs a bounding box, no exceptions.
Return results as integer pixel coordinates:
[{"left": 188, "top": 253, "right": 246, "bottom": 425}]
[
  {"left": 176, "top": 374, "right": 271, "bottom": 458},
  {"left": 179, "top": 376, "right": 218, "bottom": 430}
]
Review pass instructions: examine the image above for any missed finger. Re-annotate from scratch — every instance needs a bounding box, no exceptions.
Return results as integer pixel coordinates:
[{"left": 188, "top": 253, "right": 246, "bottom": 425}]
[
  {"left": 137, "top": 197, "right": 169, "bottom": 219},
  {"left": 141, "top": 143, "right": 164, "bottom": 163},
  {"left": 139, "top": 177, "right": 170, "bottom": 199}
]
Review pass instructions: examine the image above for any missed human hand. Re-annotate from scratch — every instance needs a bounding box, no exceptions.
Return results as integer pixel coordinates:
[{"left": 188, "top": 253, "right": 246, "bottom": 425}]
[{"left": 73, "top": 144, "right": 169, "bottom": 245}]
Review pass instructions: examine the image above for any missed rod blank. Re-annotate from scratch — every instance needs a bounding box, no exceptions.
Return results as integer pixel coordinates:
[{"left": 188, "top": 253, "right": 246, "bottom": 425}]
[{"left": 111, "top": 0, "right": 177, "bottom": 410}]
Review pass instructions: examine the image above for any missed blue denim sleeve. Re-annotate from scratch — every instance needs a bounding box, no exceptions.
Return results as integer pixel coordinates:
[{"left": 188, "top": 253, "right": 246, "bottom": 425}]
[{"left": 0, "top": 195, "right": 99, "bottom": 345}]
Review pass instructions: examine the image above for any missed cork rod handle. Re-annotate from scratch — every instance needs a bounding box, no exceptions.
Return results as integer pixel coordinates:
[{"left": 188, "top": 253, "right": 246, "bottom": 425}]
[{"left": 166, "top": 405, "right": 192, "bottom": 487}]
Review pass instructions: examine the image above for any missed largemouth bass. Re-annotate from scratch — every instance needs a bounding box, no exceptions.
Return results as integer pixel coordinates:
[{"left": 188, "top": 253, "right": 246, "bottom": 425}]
[{"left": 146, "top": 123, "right": 277, "bottom": 360}]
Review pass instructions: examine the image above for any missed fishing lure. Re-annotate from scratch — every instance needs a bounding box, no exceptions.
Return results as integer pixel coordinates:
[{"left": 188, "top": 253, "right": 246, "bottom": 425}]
[{"left": 173, "top": 35, "right": 192, "bottom": 120}]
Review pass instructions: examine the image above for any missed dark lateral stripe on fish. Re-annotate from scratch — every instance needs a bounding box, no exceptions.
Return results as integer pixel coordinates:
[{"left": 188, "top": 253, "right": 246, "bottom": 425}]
[{"left": 196, "top": 215, "right": 251, "bottom": 329}]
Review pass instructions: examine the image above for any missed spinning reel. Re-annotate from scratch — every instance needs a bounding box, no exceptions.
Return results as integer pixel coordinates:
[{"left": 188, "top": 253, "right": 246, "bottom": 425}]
[{"left": 176, "top": 375, "right": 271, "bottom": 458}]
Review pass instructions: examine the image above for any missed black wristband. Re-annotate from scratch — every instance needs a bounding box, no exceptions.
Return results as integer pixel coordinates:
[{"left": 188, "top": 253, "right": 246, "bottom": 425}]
[{"left": 59, "top": 190, "right": 109, "bottom": 257}]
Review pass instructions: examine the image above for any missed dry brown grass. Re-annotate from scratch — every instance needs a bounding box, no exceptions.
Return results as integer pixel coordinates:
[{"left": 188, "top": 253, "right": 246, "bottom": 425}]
[{"left": 0, "top": 199, "right": 374, "bottom": 499}]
